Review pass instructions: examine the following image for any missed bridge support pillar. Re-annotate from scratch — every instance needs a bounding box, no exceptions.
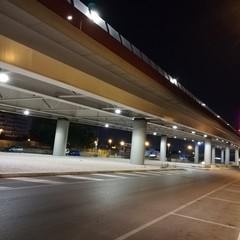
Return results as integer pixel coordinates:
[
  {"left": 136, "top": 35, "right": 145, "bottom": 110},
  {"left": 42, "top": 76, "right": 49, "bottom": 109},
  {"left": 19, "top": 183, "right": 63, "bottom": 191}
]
[
  {"left": 225, "top": 144, "right": 230, "bottom": 165},
  {"left": 221, "top": 149, "right": 225, "bottom": 164},
  {"left": 235, "top": 148, "right": 239, "bottom": 166},
  {"left": 53, "top": 118, "right": 69, "bottom": 156},
  {"left": 211, "top": 146, "right": 216, "bottom": 165},
  {"left": 160, "top": 135, "right": 167, "bottom": 161},
  {"left": 130, "top": 118, "right": 147, "bottom": 165},
  {"left": 204, "top": 137, "right": 212, "bottom": 166},
  {"left": 194, "top": 143, "right": 199, "bottom": 163}
]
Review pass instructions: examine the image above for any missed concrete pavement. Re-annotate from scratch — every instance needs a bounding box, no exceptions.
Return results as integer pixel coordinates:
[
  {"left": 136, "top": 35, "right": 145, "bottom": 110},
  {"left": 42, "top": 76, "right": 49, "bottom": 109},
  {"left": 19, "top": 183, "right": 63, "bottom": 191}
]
[{"left": 0, "top": 152, "right": 208, "bottom": 178}]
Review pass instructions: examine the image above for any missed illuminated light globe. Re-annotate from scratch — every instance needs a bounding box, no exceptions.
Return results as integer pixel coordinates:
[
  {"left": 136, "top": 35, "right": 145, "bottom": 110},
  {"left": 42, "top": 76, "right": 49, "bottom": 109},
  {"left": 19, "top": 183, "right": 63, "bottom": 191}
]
[
  {"left": 115, "top": 109, "right": 121, "bottom": 114},
  {"left": 0, "top": 73, "right": 9, "bottom": 83},
  {"left": 67, "top": 15, "right": 73, "bottom": 20},
  {"left": 24, "top": 110, "right": 29, "bottom": 115}
]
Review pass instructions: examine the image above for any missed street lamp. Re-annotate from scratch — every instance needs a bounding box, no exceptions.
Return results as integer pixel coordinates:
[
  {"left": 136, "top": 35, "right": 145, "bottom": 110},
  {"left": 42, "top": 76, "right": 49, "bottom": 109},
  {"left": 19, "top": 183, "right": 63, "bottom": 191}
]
[
  {"left": 167, "top": 143, "right": 171, "bottom": 153},
  {"left": 94, "top": 140, "right": 98, "bottom": 148},
  {"left": 108, "top": 139, "right": 112, "bottom": 147},
  {"left": 187, "top": 145, "right": 193, "bottom": 160},
  {"left": 120, "top": 141, "right": 125, "bottom": 158}
]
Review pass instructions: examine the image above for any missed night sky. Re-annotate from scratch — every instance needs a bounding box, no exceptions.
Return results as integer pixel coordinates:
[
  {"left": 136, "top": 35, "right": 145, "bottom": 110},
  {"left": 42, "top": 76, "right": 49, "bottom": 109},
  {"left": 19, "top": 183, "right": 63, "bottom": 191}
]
[{"left": 81, "top": 0, "right": 240, "bottom": 130}]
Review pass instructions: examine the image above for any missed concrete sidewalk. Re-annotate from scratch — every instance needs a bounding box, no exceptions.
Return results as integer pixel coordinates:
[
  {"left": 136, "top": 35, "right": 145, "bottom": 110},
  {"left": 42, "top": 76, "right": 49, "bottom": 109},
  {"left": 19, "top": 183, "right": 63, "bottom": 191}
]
[{"left": 0, "top": 152, "right": 205, "bottom": 178}]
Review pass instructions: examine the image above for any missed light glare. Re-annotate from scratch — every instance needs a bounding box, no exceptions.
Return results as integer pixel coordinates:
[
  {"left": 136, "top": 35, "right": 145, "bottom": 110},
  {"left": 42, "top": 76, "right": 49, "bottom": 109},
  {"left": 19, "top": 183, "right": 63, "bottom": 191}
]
[
  {"left": 89, "top": 10, "right": 101, "bottom": 23},
  {"left": 115, "top": 109, "right": 121, "bottom": 114},
  {"left": 0, "top": 73, "right": 9, "bottom": 83},
  {"left": 24, "top": 110, "right": 29, "bottom": 115}
]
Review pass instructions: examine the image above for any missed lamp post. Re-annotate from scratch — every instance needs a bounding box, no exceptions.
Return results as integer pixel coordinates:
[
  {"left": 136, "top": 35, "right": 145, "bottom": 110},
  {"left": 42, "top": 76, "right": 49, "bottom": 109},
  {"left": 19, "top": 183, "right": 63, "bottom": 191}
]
[
  {"left": 108, "top": 139, "right": 112, "bottom": 157},
  {"left": 167, "top": 143, "right": 171, "bottom": 155},
  {"left": 120, "top": 141, "right": 125, "bottom": 158},
  {"left": 187, "top": 145, "right": 193, "bottom": 161}
]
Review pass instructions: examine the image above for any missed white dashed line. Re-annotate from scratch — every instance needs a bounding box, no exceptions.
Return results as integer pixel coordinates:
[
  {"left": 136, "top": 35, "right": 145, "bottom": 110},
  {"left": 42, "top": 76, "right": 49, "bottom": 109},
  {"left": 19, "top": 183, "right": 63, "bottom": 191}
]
[
  {"left": 115, "top": 172, "right": 147, "bottom": 177},
  {"left": 6, "top": 177, "right": 63, "bottom": 185},
  {"left": 91, "top": 173, "right": 127, "bottom": 179},
  {"left": 59, "top": 175, "right": 103, "bottom": 181},
  {"left": 0, "top": 186, "right": 12, "bottom": 190}
]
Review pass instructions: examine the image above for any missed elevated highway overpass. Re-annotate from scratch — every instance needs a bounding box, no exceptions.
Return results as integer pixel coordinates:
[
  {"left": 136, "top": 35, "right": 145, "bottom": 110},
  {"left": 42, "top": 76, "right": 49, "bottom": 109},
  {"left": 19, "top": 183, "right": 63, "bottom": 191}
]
[{"left": 0, "top": 0, "right": 239, "bottom": 165}]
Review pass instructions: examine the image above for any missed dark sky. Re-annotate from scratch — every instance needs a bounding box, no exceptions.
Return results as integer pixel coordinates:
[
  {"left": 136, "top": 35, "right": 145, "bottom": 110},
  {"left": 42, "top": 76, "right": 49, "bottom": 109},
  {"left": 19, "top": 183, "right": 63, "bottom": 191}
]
[{"left": 81, "top": 0, "right": 240, "bottom": 130}]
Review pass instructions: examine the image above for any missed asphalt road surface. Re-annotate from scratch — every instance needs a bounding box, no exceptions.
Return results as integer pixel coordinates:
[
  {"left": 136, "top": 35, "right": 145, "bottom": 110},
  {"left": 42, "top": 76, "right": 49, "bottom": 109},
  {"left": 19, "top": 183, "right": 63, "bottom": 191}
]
[{"left": 0, "top": 169, "right": 240, "bottom": 240}]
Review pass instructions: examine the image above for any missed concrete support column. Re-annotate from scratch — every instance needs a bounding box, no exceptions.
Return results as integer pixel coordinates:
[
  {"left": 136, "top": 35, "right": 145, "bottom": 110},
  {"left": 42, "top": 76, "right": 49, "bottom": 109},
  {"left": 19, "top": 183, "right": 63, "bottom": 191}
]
[
  {"left": 225, "top": 145, "right": 230, "bottom": 166},
  {"left": 194, "top": 143, "right": 199, "bottom": 164},
  {"left": 211, "top": 146, "right": 216, "bottom": 165},
  {"left": 160, "top": 135, "right": 167, "bottom": 161},
  {"left": 130, "top": 118, "right": 147, "bottom": 165},
  {"left": 53, "top": 119, "right": 69, "bottom": 156},
  {"left": 221, "top": 149, "right": 225, "bottom": 164},
  {"left": 235, "top": 148, "right": 239, "bottom": 166},
  {"left": 204, "top": 137, "right": 212, "bottom": 166}
]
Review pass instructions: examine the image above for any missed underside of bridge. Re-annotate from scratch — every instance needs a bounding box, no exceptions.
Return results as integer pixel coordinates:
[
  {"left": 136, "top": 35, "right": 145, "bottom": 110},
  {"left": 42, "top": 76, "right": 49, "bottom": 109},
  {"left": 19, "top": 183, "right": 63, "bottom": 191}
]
[{"left": 0, "top": 0, "right": 239, "bottom": 149}]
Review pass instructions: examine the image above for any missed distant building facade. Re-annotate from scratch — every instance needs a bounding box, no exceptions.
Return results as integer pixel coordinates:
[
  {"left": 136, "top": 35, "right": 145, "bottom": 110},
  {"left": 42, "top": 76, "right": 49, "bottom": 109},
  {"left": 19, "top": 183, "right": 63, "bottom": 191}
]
[{"left": 0, "top": 112, "right": 31, "bottom": 140}]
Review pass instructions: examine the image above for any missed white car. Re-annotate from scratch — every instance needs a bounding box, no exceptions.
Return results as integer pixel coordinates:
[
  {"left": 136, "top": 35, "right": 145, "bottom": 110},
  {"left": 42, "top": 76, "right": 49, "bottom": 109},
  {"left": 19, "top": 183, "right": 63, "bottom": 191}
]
[{"left": 7, "top": 146, "right": 23, "bottom": 153}]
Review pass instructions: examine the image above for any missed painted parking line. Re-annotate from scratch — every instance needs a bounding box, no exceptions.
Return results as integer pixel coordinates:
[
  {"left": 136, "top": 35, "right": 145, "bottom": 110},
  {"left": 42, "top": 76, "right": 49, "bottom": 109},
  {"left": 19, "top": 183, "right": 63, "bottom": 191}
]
[
  {"left": 172, "top": 213, "right": 238, "bottom": 229},
  {"left": 114, "top": 178, "right": 240, "bottom": 240},
  {"left": 223, "top": 189, "right": 240, "bottom": 193},
  {"left": 6, "top": 177, "right": 63, "bottom": 185},
  {"left": 59, "top": 175, "right": 103, "bottom": 181},
  {"left": 207, "top": 196, "right": 240, "bottom": 204}
]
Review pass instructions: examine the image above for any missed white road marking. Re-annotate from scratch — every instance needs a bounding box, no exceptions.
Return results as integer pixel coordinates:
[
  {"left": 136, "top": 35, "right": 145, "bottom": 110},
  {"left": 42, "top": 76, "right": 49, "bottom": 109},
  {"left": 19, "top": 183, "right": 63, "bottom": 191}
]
[
  {"left": 207, "top": 197, "right": 240, "bottom": 204},
  {"left": 59, "top": 175, "right": 103, "bottom": 181},
  {"left": 91, "top": 173, "right": 126, "bottom": 179},
  {"left": 6, "top": 177, "right": 63, "bottom": 185},
  {"left": 115, "top": 172, "right": 147, "bottom": 177},
  {"left": 114, "top": 178, "right": 240, "bottom": 240},
  {"left": 0, "top": 186, "right": 12, "bottom": 190},
  {"left": 223, "top": 189, "right": 240, "bottom": 193},
  {"left": 238, "top": 231, "right": 240, "bottom": 240},
  {"left": 173, "top": 213, "right": 238, "bottom": 229},
  {"left": 135, "top": 172, "right": 167, "bottom": 176}
]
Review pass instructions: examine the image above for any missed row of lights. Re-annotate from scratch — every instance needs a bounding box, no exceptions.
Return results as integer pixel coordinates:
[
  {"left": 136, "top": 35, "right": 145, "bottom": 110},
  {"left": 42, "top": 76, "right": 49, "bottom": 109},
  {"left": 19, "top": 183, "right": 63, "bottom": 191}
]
[
  {"left": 154, "top": 126, "right": 235, "bottom": 146},
  {"left": 152, "top": 125, "right": 208, "bottom": 139},
  {"left": 152, "top": 125, "right": 237, "bottom": 146}
]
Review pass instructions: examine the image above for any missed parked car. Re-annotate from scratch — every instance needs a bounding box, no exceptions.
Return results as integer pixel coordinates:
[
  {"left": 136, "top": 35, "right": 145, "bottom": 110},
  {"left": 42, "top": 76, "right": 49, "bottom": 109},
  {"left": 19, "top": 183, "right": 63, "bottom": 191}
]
[
  {"left": 69, "top": 150, "right": 80, "bottom": 156},
  {"left": 6, "top": 146, "right": 23, "bottom": 153}
]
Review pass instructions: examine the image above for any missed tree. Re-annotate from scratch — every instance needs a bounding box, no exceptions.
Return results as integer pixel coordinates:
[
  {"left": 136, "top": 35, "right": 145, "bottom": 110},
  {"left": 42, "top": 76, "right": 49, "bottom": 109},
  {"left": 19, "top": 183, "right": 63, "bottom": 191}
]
[
  {"left": 29, "top": 117, "right": 56, "bottom": 146},
  {"left": 67, "top": 123, "right": 97, "bottom": 149}
]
